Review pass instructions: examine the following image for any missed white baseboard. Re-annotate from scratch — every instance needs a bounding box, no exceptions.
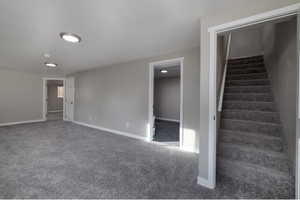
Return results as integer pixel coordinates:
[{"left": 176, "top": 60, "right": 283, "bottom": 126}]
[
  {"left": 48, "top": 110, "right": 63, "bottom": 113},
  {"left": 197, "top": 176, "right": 215, "bottom": 189},
  {"left": 0, "top": 119, "right": 46, "bottom": 127},
  {"left": 73, "top": 121, "right": 147, "bottom": 141},
  {"left": 156, "top": 117, "right": 180, "bottom": 123}
]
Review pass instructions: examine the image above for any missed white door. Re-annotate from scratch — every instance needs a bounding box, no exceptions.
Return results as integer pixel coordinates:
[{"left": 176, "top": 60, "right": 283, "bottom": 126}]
[{"left": 65, "top": 77, "right": 75, "bottom": 121}]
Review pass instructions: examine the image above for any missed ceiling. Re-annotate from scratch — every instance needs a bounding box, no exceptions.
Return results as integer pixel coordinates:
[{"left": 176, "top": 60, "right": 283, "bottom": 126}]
[
  {"left": 0, "top": 0, "right": 214, "bottom": 75},
  {"left": 154, "top": 65, "right": 180, "bottom": 79}
]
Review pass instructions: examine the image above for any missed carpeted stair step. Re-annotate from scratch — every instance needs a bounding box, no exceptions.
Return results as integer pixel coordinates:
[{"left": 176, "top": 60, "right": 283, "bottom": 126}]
[
  {"left": 225, "top": 86, "right": 271, "bottom": 93},
  {"left": 227, "top": 73, "right": 268, "bottom": 80},
  {"left": 221, "top": 110, "right": 280, "bottom": 123},
  {"left": 221, "top": 119, "right": 281, "bottom": 137},
  {"left": 228, "top": 56, "right": 264, "bottom": 65},
  {"left": 227, "top": 67, "right": 266, "bottom": 75},
  {"left": 226, "top": 79, "right": 270, "bottom": 86},
  {"left": 223, "top": 93, "right": 272, "bottom": 102},
  {"left": 228, "top": 63, "right": 265, "bottom": 70},
  {"left": 217, "top": 158, "right": 292, "bottom": 192},
  {"left": 223, "top": 101, "right": 276, "bottom": 112},
  {"left": 219, "top": 129, "right": 283, "bottom": 152},
  {"left": 218, "top": 143, "right": 289, "bottom": 173}
]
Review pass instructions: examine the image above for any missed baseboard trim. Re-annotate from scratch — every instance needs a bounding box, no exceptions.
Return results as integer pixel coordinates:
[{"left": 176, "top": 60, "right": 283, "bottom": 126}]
[
  {"left": 48, "top": 110, "right": 63, "bottom": 113},
  {"left": 197, "top": 176, "right": 215, "bottom": 189},
  {"left": 0, "top": 119, "right": 46, "bottom": 127},
  {"left": 156, "top": 117, "right": 180, "bottom": 123},
  {"left": 73, "top": 121, "right": 147, "bottom": 141}
]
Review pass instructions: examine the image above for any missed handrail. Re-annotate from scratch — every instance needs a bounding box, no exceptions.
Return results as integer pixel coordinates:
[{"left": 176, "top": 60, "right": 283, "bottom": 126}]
[{"left": 218, "top": 33, "right": 232, "bottom": 112}]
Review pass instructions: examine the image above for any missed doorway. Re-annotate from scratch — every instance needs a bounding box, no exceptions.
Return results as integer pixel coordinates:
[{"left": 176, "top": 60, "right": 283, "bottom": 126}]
[
  {"left": 148, "top": 57, "right": 183, "bottom": 148},
  {"left": 43, "top": 78, "right": 65, "bottom": 121},
  {"left": 207, "top": 3, "right": 300, "bottom": 193}
]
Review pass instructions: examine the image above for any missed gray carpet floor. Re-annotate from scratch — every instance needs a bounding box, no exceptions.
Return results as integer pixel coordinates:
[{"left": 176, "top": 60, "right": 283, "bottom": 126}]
[
  {"left": 153, "top": 120, "right": 179, "bottom": 142},
  {"left": 46, "top": 112, "right": 63, "bottom": 121},
  {"left": 0, "top": 121, "right": 292, "bottom": 198}
]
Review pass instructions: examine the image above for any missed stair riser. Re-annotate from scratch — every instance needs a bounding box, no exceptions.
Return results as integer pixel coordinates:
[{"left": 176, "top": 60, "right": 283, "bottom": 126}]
[
  {"left": 227, "top": 68, "right": 266, "bottom": 75},
  {"left": 226, "top": 79, "right": 270, "bottom": 86},
  {"left": 223, "top": 102, "right": 276, "bottom": 112},
  {"left": 224, "top": 94, "right": 272, "bottom": 102},
  {"left": 228, "top": 58, "right": 264, "bottom": 65},
  {"left": 228, "top": 63, "right": 265, "bottom": 70},
  {"left": 221, "top": 120, "right": 281, "bottom": 137},
  {"left": 222, "top": 110, "right": 280, "bottom": 123},
  {"left": 217, "top": 161, "right": 291, "bottom": 191},
  {"left": 218, "top": 145, "right": 289, "bottom": 173},
  {"left": 225, "top": 86, "right": 271, "bottom": 93},
  {"left": 220, "top": 133, "right": 283, "bottom": 152},
  {"left": 227, "top": 73, "right": 268, "bottom": 80}
]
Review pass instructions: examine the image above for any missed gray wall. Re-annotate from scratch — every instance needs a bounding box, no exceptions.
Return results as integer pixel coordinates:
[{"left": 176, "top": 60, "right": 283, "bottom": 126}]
[
  {"left": 230, "top": 27, "right": 264, "bottom": 58},
  {"left": 0, "top": 69, "right": 43, "bottom": 123},
  {"left": 47, "top": 83, "right": 64, "bottom": 112},
  {"left": 154, "top": 77, "right": 180, "bottom": 121},
  {"left": 199, "top": 0, "right": 299, "bottom": 181},
  {"left": 74, "top": 47, "right": 200, "bottom": 152},
  {"left": 262, "top": 18, "right": 297, "bottom": 167}
]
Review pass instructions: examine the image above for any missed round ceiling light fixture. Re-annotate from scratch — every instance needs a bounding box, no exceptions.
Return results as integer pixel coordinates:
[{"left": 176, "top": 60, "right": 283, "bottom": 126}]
[
  {"left": 160, "top": 69, "right": 168, "bottom": 74},
  {"left": 45, "top": 62, "right": 58, "bottom": 68},
  {"left": 60, "top": 32, "right": 82, "bottom": 43}
]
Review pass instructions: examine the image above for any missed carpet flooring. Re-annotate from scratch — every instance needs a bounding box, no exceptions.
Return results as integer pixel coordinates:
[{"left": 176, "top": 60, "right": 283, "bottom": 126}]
[
  {"left": 46, "top": 112, "right": 63, "bottom": 121},
  {"left": 0, "top": 121, "right": 293, "bottom": 198},
  {"left": 153, "top": 120, "right": 179, "bottom": 142}
]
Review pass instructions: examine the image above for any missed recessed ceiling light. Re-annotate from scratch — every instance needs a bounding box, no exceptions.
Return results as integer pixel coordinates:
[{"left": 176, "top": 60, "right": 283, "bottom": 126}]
[
  {"left": 60, "top": 32, "right": 81, "bottom": 43},
  {"left": 45, "top": 62, "right": 57, "bottom": 68},
  {"left": 160, "top": 69, "right": 168, "bottom": 74}
]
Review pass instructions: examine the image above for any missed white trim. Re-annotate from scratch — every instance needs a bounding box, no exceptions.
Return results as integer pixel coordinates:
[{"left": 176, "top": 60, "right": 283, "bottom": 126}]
[
  {"left": 47, "top": 110, "right": 63, "bottom": 113},
  {"left": 156, "top": 117, "right": 180, "bottom": 123},
  {"left": 42, "top": 77, "right": 66, "bottom": 121},
  {"left": 206, "top": 3, "right": 300, "bottom": 190},
  {"left": 0, "top": 119, "right": 45, "bottom": 127},
  {"left": 197, "top": 176, "right": 215, "bottom": 189},
  {"left": 73, "top": 121, "right": 147, "bottom": 141},
  {"left": 208, "top": 3, "right": 300, "bottom": 33},
  {"left": 148, "top": 57, "right": 184, "bottom": 149}
]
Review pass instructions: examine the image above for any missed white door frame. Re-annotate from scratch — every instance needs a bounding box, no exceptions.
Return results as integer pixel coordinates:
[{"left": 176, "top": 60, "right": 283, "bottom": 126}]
[
  {"left": 42, "top": 77, "right": 66, "bottom": 121},
  {"left": 148, "top": 57, "right": 184, "bottom": 148},
  {"left": 207, "top": 3, "right": 300, "bottom": 190}
]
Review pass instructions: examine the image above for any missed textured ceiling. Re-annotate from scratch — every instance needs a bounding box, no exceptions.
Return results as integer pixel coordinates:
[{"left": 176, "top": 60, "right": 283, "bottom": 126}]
[
  {"left": 0, "top": 0, "right": 297, "bottom": 75},
  {"left": 0, "top": 0, "right": 214, "bottom": 75}
]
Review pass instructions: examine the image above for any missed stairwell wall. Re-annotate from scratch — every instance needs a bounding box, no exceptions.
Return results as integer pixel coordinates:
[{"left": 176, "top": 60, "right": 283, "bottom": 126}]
[{"left": 262, "top": 17, "right": 297, "bottom": 167}]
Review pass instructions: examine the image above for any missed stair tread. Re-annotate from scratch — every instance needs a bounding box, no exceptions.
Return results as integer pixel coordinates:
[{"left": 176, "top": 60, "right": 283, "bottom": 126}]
[
  {"left": 226, "top": 85, "right": 271, "bottom": 88},
  {"left": 226, "top": 78, "right": 269, "bottom": 82},
  {"left": 222, "top": 118, "right": 280, "bottom": 126},
  {"left": 219, "top": 129, "right": 281, "bottom": 140},
  {"left": 218, "top": 157, "right": 290, "bottom": 178},
  {"left": 227, "top": 72, "right": 267, "bottom": 77},
  {"left": 224, "top": 92, "right": 271, "bottom": 95},
  {"left": 219, "top": 142, "right": 286, "bottom": 159},
  {"left": 223, "top": 100, "right": 274, "bottom": 104},
  {"left": 222, "top": 109, "right": 277, "bottom": 114}
]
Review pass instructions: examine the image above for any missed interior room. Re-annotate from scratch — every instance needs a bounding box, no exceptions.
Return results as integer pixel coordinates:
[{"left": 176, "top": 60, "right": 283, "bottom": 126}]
[
  {"left": 46, "top": 80, "right": 64, "bottom": 121},
  {"left": 0, "top": 0, "right": 299, "bottom": 199},
  {"left": 153, "top": 65, "right": 181, "bottom": 144}
]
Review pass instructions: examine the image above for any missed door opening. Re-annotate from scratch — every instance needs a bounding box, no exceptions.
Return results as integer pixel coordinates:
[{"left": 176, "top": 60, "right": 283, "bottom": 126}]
[
  {"left": 206, "top": 3, "right": 300, "bottom": 192},
  {"left": 43, "top": 78, "right": 65, "bottom": 121},
  {"left": 148, "top": 58, "right": 184, "bottom": 149}
]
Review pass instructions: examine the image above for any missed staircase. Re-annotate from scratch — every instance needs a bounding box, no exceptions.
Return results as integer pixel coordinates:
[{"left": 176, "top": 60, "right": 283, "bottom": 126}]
[{"left": 218, "top": 55, "right": 294, "bottom": 197}]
